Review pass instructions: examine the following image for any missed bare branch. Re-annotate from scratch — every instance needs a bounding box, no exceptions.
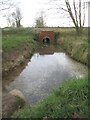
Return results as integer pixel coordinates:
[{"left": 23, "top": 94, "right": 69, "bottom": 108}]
[
  {"left": 83, "top": 2, "right": 85, "bottom": 26},
  {"left": 0, "top": 0, "right": 16, "bottom": 11},
  {"left": 48, "top": 0, "right": 87, "bottom": 33},
  {"left": 65, "top": 0, "right": 77, "bottom": 28},
  {"left": 0, "top": 7, "right": 10, "bottom": 11},
  {"left": 73, "top": 0, "right": 78, "bottom": 26},
  {"left": 79, "top": 0, "right": 82, "bottom": 27}
]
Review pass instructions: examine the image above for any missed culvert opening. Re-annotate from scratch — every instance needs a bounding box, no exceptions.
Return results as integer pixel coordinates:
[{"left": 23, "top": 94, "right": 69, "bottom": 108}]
[{"left": 43, "top": 37, "right": 50, "bottom": 45}]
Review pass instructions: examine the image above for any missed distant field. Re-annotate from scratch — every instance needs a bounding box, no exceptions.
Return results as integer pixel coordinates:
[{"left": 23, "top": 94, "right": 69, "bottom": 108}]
[{"left": 2, "top": 27, "right": 88, "bottom": 51}]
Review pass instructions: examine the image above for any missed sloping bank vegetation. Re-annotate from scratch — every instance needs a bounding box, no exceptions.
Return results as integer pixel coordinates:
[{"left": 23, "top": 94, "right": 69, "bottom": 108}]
[
  {"left": 57, "top": 28, "right": 89, "bottom": 66},
  {"left": 13, "top": 77, "right": 88, "bottom": 119},
  {"left": 2, "top": 27, "right": 39, "bottom": 76},
  {"left": 12, "top": 28, "right": 88, "bottom": 119},
  {"left": 2, "top": 27, "right": 88, "bottom": 118}
]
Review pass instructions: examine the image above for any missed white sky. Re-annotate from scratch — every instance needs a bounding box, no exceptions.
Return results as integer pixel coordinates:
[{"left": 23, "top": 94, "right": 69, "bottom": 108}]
[{"left": 0, "top": 0, "right": 89, "bottom": 27}]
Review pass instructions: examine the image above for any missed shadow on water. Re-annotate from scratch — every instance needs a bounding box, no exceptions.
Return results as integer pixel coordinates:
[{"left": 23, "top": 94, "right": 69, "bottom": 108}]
[{"left": 3, "top": 45, "right": 88, "bottom": 105}]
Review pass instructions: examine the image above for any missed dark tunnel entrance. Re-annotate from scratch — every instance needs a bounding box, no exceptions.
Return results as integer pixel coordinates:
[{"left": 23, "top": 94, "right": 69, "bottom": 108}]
[{"left": 43, "top": 37, "right": 50, "bottom": 45}]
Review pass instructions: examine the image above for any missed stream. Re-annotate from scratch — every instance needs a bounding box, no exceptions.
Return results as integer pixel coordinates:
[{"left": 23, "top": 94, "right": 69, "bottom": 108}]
[{"left": 3, "top": 46, "right": 88, "bottom": 105}]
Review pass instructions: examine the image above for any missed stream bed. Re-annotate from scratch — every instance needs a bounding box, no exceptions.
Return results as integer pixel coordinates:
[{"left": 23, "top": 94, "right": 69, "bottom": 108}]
[{"left": 3, "top": 46, "right": 88, "bottom": 105}]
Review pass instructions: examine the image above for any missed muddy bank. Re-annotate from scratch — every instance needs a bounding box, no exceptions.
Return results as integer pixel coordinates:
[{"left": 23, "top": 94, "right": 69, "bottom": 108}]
[
  {"left": 2, "top": 42, "right": 39, "bottom": 78},
  {"left": 2, "top": 91, "right": 25, "bottom": 118},
  {"left": 2, "top": 44, "right": 88, "bottom": 118},
  {"left": 2, "top": 40, "right": 38, "bottom": 118},
  {"left": 3, "top": 45, "right": 88, "bottom": 105}
]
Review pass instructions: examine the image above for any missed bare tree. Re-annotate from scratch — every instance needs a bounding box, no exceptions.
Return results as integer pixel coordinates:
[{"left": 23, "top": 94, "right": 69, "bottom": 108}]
[
  {"left": 5, "top": 14, "right": 12, "bottom": 27},
  {"left": 12, "top": 7, "right": 22, "bottom": 27},
  {"left": 5, "top": 14, "right": 15, "bottom": 27},
  {"left": 49, "top": 0, "right": 88, "bottom": 34},
  {"left": 65, "top": 0, "right": 87, "bottom": 34},
  {"left": 0, "top": 0, "right": 16, "bottom": 11}
]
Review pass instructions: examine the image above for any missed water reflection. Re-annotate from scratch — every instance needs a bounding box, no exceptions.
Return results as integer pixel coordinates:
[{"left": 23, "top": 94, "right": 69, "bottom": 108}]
[{"left": 4, "top": 52, "right": 88, "bottom": 105}]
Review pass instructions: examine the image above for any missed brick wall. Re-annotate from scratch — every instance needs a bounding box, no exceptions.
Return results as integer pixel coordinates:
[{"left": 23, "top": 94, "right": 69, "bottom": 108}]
[{"left": 39, "top": 31, "right": 55, "bottom": 44}]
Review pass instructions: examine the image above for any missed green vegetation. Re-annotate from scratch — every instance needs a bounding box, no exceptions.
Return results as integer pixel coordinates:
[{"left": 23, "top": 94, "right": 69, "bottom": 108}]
[
  {"left": 2, "top": 27, "right": 88, "bottom": 118},
  {"left": 2, "top": 27, "right": 39, "bottom": 76},
  {"left": 15, "top": 96, "right": 25, "bottom": 109},
  {"left": 13, "top": 77, "right": 88, "bottom": 119},
  {"left": 56, "top": 28, "right": 88, "bottom": 65},
  {"left": 2, "top": 28, "right": 38, "bottom": 52}
]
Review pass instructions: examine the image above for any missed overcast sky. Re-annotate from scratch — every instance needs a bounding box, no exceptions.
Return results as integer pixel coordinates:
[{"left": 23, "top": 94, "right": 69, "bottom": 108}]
[{"left": 0, "top": 0, "right": 89, "bottom": 27}]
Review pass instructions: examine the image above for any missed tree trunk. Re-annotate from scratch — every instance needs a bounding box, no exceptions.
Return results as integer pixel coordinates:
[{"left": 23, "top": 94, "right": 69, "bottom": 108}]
[{"left": 16, "top": 20, "right": 21, "bottom": 27}]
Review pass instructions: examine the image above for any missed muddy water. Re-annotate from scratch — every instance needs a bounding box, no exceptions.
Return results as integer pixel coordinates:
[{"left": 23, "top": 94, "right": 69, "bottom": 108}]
[{"left": 3, "top": 46, "right": 88, "bottom": 105}]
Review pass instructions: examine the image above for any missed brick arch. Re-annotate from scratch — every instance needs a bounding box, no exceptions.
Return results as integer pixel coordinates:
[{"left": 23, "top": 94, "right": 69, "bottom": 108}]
[
  {"left": 39, "top": 31, "right": 55, "bottom": 44},
  {"left": 43, "top": 36, "right": 50, "bottom": 44}
]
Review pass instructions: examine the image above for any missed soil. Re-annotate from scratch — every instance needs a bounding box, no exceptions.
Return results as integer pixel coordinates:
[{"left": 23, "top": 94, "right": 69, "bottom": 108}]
[
  {"left": 2, "top": 42, "right": 38, "bottom": 118},
  {"left": 2, "top": 43, "right": 37, "bottom": 78},
  {"left": 37, "top": 45, "right": 64, "bottom": 55},
  {"left": 2, "top": 93, "right": 25, "bottom": 118},
  {"left": 2, "top": 43, "right": 88, "bottom": 118}
]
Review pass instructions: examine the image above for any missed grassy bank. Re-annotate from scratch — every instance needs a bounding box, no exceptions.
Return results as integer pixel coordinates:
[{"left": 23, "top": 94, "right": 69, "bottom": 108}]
[
  {"left": 2, "top": 27, "right": 38, "bottom": 52},
  {"left": 13, "top": 77, "right": 88, "bottom": 119},
  {"left": 2, "top": 27, "right": 39, "bottom": 76},
  {"left": 56, "top": 28, "right": 88, "bottom": 65}
]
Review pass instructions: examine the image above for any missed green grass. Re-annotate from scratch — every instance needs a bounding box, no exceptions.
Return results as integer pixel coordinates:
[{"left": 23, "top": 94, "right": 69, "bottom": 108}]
[
  {"left": 56, "top": 28, "right": 88, "bottom": 65},
  {"left": 13, "top": 77, "right": 88, "bottom": 119},
  {"left": 2, "top": 28, "right": 38, "bottom": 51}
]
